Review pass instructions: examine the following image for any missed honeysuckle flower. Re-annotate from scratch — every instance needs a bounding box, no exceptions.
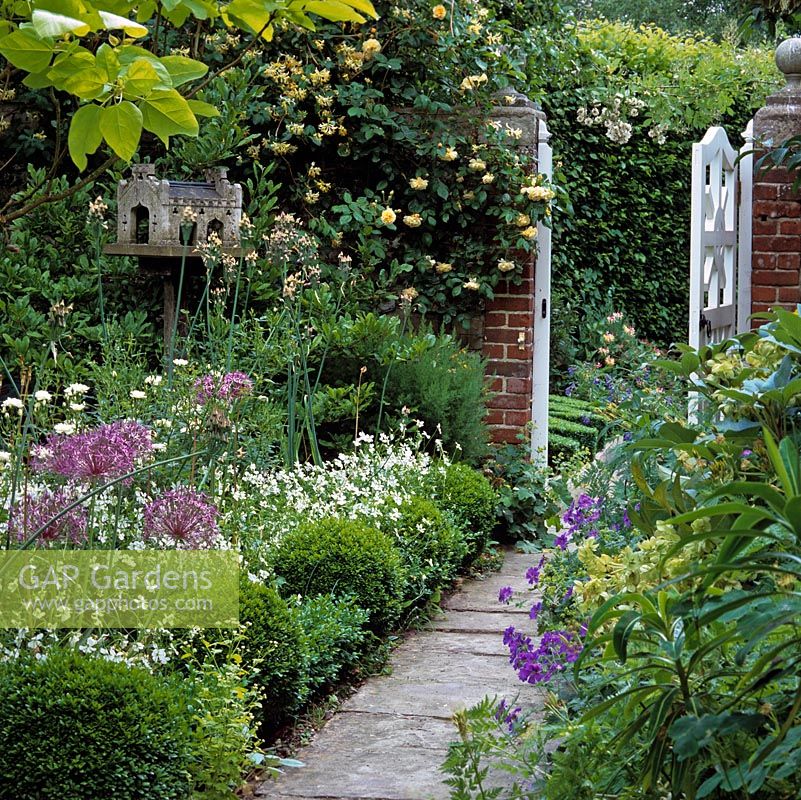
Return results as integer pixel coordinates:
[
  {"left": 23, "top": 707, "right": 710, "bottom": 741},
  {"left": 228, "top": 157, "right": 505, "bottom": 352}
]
[
  {"left": 602, "top": 332, "right": 615, "bottom": 343},
  {"left": 88, "top": 196, "right": 108, "bottom": 220},
  {"left": 403, "top": 213, "right": 422, "bottom": 228},
  {"left": 409, "top": 177, "right": 429, "bottom": 190},
  {"left": 380, "top": 208, "right": 397, "bottom": 225},
  {"left": 460, "top": 73, "right": 487, "bottom": 92},
  {"left": 432, "top": 4, "right": 447, "bottom": 19},
  {"left": 497, "top": 259, "right": 515, "bottom": 272},
  {"left": 399, "top": 287, "right": 419, "bottom": 303}
]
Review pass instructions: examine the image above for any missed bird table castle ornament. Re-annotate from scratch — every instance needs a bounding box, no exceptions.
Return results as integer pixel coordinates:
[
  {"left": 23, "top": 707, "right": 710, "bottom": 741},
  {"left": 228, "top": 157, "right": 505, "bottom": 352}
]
[
  {"left": 106, "top": 164, "right": 243, "bottom": 255},
  {"left": 104, "top": 165, "right": 244, "bottom": 342}
]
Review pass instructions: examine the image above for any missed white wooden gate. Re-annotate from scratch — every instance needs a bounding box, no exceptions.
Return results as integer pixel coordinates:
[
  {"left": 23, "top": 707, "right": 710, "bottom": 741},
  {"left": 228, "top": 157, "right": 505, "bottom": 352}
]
[
  {"left": 689, "top": 121, "right": 753, "bottom": 349},
  {"left": 531, "top": 117, "right": 552, "bottom": 464}
]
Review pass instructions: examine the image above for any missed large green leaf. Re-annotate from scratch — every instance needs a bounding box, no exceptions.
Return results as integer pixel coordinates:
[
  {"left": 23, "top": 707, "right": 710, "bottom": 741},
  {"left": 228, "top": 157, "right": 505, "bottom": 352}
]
[
  {"left": 158, "top": 55, "right": 208, "bottom": 87},
  {"left": 121, "top": 59, "right": 162, "bottom": 98},
  {"left": 63, "top": 66, "right": 108, "bottom": 100},
  {"left": 140, "top": 88, "right": 198, "bottom": 145},
  {"left": 68, "top": 103, "right": 103, "bottom": 170},
  {"left": 303, "top": 0, "right": 368, "bottom": 22},
  {"left": 97, "top": 10, "right": 148, "bottom": 36},
  {"left": 99, "top": 101, "right": 143, "bottom": 161},
  {"left": 31, "top": 8, "right": 90, "bottom": 37},
  {"left": 0, "top": 29, "right": 54, "bottom": 73},
  {"left": 223, "top": 0, "right": 275, "bottom": 37},
  {"left": 187, "top": 99, "right": 220, "bottom": 117}
]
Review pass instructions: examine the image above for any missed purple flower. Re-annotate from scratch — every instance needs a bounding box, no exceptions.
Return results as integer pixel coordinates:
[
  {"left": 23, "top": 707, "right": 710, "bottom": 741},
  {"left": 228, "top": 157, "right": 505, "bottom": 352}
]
[
  {"left": 741, "top": 449, "right": 753, "bottom": 458},
  {"left": 623, "top": 432, "right": 633, "bottom": 442},
  {"left": 554, "top": 532, "right": 569, "bottom": 550},
  {"left": 195, "top": 371, "right": 253, "bottom": 405},
  {"left": 506, "top": 629, "right": 584, "bottom": 685},
  {"left": 562, "top": 585, "right": 574, "bottom": 602},
  {"left": 143, "top": 487, "right": 220, "bottom": 548},
  {"left": 498, "top": 585, "right": 514, "bottom": 604},
  {"left": 529, "top": 601, "right": 542, "bottom": 620},
  {"left": 8, "top": 489, "right": 87, "bottom": 545},
  {"left": 33, "top": 421, "right": 153, "bottom": 482},
  {"left": 526, "top": 555, "right": 546, "bottom": 585}
]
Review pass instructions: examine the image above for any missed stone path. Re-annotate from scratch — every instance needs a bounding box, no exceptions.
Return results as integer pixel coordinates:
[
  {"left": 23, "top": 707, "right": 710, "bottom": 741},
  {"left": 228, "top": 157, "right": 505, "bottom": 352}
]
[{"left": 257, "top": 548, "right": 545, "bottom": 800}]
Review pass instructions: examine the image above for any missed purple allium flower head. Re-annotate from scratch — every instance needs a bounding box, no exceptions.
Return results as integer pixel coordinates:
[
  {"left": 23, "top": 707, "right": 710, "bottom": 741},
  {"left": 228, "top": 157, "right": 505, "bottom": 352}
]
[
  {"left": 8, "top": 489, "right": 87, "bottom": 545},
  {"left": 33, "top": 421, "right": 153, "bottom": 482},
  {"left": 498, "top": 585, "right": 514, "bottom": 604},
  {"left": 195, "top": 371, "right": 253, "bottom": 405},
  {"left": 143, "top": 487, "right": 220, "bottom": 549}
]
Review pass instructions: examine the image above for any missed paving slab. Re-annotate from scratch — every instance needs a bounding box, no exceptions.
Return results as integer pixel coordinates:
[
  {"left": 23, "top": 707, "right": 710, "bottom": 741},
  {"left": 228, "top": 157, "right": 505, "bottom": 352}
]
[{"left": 258, "top": 548, "right": 545, "bottom": 800}]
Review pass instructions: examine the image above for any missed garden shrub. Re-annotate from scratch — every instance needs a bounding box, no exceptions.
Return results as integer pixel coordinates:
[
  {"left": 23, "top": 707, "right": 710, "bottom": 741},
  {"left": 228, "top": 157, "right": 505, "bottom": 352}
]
[
  {"left": 548, "top": 394, "right": 604, "bottom": 463},
  {"left": 431, "top": 463, "right": 498, "bottom": 559},
  {"left": 384, "top": 336, "right": 489, "bottom": 464},
  {"left": 183, "top": 644, "right": 262, "bottom": 800},
  {"left": 0, "top": 649, "right": 193, "bottom": 800},
  {"left": 289, "top": 594, "right": 370, "bottom": 695},
  {"left": 271, "top": 517, "right": 406, "bottom": 634},
  {"left": 388, "top": 496, "right": 468, "bottom": 600},
  {"left": 238, "top": 577, "right": 309, "bottom": 731}
]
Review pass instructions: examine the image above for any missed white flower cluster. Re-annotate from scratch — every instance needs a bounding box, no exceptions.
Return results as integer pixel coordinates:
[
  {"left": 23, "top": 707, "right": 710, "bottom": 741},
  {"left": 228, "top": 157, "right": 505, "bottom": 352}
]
[{"left": 576, "top": 95, "right": 646, "bottom": 145}]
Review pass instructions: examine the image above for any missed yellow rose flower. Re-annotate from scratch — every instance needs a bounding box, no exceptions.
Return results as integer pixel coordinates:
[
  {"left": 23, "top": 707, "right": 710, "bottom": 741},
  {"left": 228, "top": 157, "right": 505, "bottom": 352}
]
[
  {"left": 432, "top": 4, "right": 447, "bottom": 19},
  {"left": 403, "top": 213, "right": 423, "bottom": 228},
  {"left": 521, "top": 226, "right": 537, "bottom": 239},
  {"left": 409, "top": 177, "right": 429, "bottom": 190},
  {"left": 362, "top": 38, "right": 382, "bottom": 58},
  {"left": 497, "top": 259, "right": 515, "bottom": 272},
  {"left": 436, "top": 262, "right": 453, "bottom": 273},
  {"left": 380, "top": 208, "right": 397, "bottom": 225}
]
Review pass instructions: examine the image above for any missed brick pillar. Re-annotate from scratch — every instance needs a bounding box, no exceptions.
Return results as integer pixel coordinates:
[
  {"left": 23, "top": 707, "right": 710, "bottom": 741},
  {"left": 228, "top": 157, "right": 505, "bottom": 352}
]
[
  {"left": 752, "top": 38, "right": 801, "bottom": 316},
  {"left": 482, "top": 91, "right": 545, "bottom": 444}
]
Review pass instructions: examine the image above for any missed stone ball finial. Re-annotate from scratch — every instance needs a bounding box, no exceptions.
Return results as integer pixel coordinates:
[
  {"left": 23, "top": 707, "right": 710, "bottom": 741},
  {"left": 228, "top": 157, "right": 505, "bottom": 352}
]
[{"left": 776, "top": 37, "right": 801, "bottom": 88}]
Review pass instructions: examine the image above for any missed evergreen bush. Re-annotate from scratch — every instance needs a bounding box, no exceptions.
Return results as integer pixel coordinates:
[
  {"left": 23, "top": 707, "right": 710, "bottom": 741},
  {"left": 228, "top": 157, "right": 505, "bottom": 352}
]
[
  {"left": 0, "top": 650, "right": 193, "bottom": 800},
  {"left": 271, "top": 517, "right": 406, "bottom": 634}
]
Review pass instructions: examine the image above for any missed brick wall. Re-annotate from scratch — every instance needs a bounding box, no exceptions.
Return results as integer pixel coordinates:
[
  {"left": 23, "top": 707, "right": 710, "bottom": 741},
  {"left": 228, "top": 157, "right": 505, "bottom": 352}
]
[
  {"left": 750, "top": 40, "right": 801, "bottom": 320},
  {"left": 751, "top": 167, "right": 801, "bottom": 316},
  {"left": 481, "top": 254, "right": 535, "bottom": 444}
]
